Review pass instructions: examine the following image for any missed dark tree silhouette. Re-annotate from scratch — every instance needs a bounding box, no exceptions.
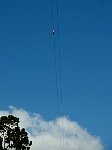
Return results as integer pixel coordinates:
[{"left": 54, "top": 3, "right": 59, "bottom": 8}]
[{"left": 0, "top": 115, "right": 32, "bottom": 150}]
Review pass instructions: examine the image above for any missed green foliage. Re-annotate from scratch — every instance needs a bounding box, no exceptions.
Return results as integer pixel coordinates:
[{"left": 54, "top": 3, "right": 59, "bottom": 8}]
[{"left": 0, "top": 115, "right": 32, "bottom": 150}]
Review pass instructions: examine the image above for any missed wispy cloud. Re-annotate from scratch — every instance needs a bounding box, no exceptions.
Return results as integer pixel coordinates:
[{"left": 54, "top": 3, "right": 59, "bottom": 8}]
[{"left": 0, "top": 106, "right": 104, "bottom": 150}]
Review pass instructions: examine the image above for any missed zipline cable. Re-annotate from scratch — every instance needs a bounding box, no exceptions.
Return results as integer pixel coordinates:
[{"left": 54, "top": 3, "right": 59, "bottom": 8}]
[
  {"left": 51, "top": 0, "right": 55, "bottom": 29},
  {"left": 50, "top": 0, "right": 64, "bottom": 149},
  {"left": 50, "top": 0, "right": 60, "bottom": 116},
  {"left": 56, "top": 1, "right": 65, "bottom": 149},
  {"left": 56, "top": 0, "right": 63, "bottom": 112}
]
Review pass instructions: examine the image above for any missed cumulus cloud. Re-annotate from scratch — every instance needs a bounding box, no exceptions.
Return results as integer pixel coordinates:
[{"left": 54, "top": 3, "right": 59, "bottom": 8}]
[{"left": 0, "top": 106, "right": 104, "bottom": 150}]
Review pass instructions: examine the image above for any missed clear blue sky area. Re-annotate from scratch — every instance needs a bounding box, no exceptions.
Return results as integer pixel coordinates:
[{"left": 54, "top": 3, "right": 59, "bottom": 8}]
[{"left": 0, "top": 0, "right": 112, "bottom": 149}]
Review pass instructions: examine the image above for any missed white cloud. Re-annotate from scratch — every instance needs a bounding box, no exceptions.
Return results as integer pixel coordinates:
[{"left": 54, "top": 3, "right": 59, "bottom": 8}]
[{"left": 0, "top": 106, "right": 104, "bottom": 150}]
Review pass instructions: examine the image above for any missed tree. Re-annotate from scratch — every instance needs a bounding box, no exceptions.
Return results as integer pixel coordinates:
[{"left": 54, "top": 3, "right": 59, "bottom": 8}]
[{"left": 0, "top": 115, "right": 32, "bottom": 150}]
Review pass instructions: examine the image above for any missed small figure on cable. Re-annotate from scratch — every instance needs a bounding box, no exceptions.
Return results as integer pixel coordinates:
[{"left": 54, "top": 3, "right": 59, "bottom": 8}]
[{"left": 52, "top": 29, "right": 55, "bottom": 36}]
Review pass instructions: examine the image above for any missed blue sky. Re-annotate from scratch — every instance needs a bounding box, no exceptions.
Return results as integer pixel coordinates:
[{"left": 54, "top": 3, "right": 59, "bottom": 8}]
[{"left": 0, "top": 0, "right": 112, "bottom": 149}]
